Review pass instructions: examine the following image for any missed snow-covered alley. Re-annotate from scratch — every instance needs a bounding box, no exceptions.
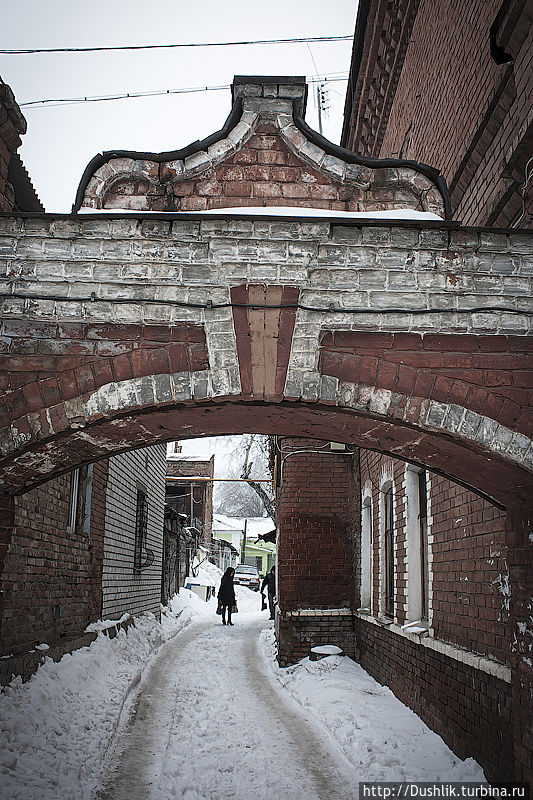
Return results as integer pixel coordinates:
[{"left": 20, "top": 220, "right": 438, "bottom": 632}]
[
  {"left": 96, "top": 613, "right": 360, "bottom": 800},
  {"left": 0, "top": 570, "right": 485, "bottom": 800}
]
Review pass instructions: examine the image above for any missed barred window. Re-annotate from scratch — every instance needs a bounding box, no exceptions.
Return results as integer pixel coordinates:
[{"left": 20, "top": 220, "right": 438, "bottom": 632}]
[
  {"left": 134, "top": 489, "right": 148, "bottom": 572},
  {"left": 67, "top": 469, "right": 80, "bottom": 531}
]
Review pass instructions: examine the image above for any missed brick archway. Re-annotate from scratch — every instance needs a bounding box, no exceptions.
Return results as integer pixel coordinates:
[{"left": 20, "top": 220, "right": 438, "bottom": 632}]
[
  {"left": 0, "top": 219, "right": 532, "bottom": 507},
  {"left": 0, "top": 74, "right": 532, "bottom": 783}
]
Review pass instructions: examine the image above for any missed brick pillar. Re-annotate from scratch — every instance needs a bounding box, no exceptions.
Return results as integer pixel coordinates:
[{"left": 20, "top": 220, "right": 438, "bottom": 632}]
[
  {"left": 0, "top": 493, "right": 15, "bottom": 650},
  {"left": 507, "top": 501, "right": 533, "bottom": 783},
  {"left": 276, "top": 438, "right": 360, "bottom": 665},
  {"left": 87, "top": 459, "right": 109, "bottom": 622}
]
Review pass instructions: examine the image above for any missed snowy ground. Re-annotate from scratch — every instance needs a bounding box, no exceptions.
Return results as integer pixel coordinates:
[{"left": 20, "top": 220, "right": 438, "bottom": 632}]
[{"left": 0, "top": 564, "right": 484, "bottom": 799}]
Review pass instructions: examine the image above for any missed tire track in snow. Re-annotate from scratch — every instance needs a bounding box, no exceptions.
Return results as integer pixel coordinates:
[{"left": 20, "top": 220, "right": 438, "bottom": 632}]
[{"left": 94, "top": 614, "right": 358, "bottom": 800}]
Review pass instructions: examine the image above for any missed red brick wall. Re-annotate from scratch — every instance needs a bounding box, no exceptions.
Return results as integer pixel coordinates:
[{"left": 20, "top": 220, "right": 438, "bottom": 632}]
[
  {"left": 319, "top": 331, "right": 533, "bottom": 441},
  {"left": 357, "top": 617, "right": 514, "bottom": 783},
  {"left": 343, "top": 0, "right": 533, "bottom": 227},
  {"left": 0, "top": 79, "right": 24, "bottom": 212},
  {"left": 359, "top": 451, "right": 511, "bottom": 663},
  {"left": 87, "top": 459, "right": 108, "bottom": 621},
  {"left": 277, "top": 437, "right": 359, "bottom": 612},
  {"left": 0, "top": 320, "right": 208, "bottom": 432},
  {"left": 104, "top": 121, "right": 364, "bottom": 213},
  {"left": 0, "top": 460, "right": 108, "bottom": 656},
  {"left": 430, "top": 475, "right": 510, "bottom": 665}
]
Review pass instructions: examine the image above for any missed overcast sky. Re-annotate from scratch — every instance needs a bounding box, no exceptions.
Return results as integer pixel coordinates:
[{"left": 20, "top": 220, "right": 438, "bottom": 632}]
[{"left": 1, "top": 0, "right": 357, "bottom": 212}]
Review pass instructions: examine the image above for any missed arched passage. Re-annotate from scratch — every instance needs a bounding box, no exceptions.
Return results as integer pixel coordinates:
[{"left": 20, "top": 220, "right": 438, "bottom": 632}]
[{"left": 0, "top": 74, "right": 532, "bottom": 783}]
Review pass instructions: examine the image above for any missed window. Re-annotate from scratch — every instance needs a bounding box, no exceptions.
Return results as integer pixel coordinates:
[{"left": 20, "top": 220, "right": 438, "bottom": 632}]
[
  {"left": 67, "top": 469, "right": 80, "bottom": 531},
  {"left": 361, "top": 496, "right": 372, "bottom": 609},
  {"left": 405, "top": 466, "right": 430, "bottom": 623},
  {"left": 384, "top": 486, "right": 394, "bottom": 617},
  {"left": 418, "top": 470, "right": 429, "bottom": 621},
  {"left": 134, "top": 489, "right": 148, "bottom": 572}
]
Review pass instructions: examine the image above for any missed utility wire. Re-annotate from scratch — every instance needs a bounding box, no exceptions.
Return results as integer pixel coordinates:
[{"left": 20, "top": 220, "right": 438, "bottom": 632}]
[
  {"left": 20, "top": 74, "right": 348, "bottom": 109},
  {"left": 1, "top": 293, "right": 529, "bottom": 316},
  {"left": 0, "top": 35, "right": 353, "bottom": 55}
]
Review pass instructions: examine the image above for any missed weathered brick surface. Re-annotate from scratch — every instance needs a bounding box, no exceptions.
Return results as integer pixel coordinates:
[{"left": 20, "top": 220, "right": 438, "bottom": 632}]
[
  {"left": 277, "top": 612, "right": 356, "bottom": 667},
  {"left": 78, "top": 79, "right": 446, "bottom": 218},
  {"left": 276, "top": 437, "right": 359, "bottom": 664},
  {"left": 0, "top": 215, "right": 531, "bottom": 505},
  {"left": 342, "top": 1, "right": 533, "bottom": 228},
  {"left": 1, "top": 468, "right": 98, "bottom": 656},
  {"left": 319, "top": 330, "right": 533, "bottom": 442},
  {"left": 430, "top": 476, "right": 510, "bottom": 664},
  {"left": 359, "top": 451, "right": 511, "bottom": 663}
]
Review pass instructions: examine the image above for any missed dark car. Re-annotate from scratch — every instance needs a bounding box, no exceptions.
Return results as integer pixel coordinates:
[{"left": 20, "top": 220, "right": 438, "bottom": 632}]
[{"left": 233, "top": 565, "right": 260, "bottom": 591}]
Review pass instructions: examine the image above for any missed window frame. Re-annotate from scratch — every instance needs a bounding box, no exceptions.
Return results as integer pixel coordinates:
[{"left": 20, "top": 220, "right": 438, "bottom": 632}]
[
  {"left": 134, "top": 488, "right": 148, "bottom": 572},
  {"left": 67, "top": 468, "right": 80, "bottom": 532},
  {"left": 360, "top": 492, "right": 373, "bottom": 610},
  {"left": 383, "top": 484, "right": 394, "bottom": 618}
]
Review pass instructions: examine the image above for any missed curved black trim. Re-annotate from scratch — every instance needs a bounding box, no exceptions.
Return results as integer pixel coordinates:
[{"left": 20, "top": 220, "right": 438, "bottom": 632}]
[
  {"left": 72, "top": 76, "right": 452, "bottom": 220},
  {"left": 72, "top": 97, "right": 244, "bottom": 212},
  {"left": 294, "top": 115, "right": 453, "bottom": 220}
]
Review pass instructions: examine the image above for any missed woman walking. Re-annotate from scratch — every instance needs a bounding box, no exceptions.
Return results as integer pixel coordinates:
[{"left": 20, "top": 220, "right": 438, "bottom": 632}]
[{"left": 218, "top": 567, "right": 236, "bottom": 626}]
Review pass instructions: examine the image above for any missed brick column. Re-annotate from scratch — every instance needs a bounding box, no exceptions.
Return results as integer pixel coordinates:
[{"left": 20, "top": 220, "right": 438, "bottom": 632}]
[
  {"left": 276, "top": 438, "right": 360, "bottom": 665},
  {"left": 507, "top": 502, "right": 533, "bottom": 783},
  {"left": 0, "top": 493, "right": 15, "bottom": 650}
]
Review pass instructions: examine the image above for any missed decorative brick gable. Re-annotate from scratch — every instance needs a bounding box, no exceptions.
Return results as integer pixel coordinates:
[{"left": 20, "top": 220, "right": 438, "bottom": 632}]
[{"left": 75, "top": 77, "right": 449, "bottom": 218}]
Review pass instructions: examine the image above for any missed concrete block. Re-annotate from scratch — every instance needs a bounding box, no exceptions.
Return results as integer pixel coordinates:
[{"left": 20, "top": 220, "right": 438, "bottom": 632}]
[
  {"left": 319, "top": 375, "right": 339, "bottom": 402},
  {"left": 321, "top": 154, "right": 346, "bottom": 180},
  {"left": 418, "top": 229, "right": 448, "bottom": 249},
  {"left": 153, "top": 373, "right": 173, "bottom": 403},
  {"left": 299, "top": 140, "right": 325, "bottom": 166},
  {"left": 184, "top": 151, "right": 211, "bottom": 176},
  {"left": 362, "top": 227, "right": 391, "bottom": 246},
  {"left": 301, "top": 372, "right": 320, "bottom": 401},
  {"left": 173, "top": 372, "right": 193, "bottom": 401},
  {"left": 508, "top": 233, "right": 533, "bottom": 254},
  {"left": 425, "top": 400, "right": 448, "bottom": 429}
]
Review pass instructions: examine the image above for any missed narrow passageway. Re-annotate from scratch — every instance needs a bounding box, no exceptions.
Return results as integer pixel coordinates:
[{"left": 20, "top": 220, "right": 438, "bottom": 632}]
[{"left": 94, "top": 612, "right": 358, "bottom": 800}]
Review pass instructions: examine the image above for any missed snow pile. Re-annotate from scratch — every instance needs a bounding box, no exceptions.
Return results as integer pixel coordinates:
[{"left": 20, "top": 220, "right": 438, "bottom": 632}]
[
  {"left": 259, "top": 629, "right": 485, "bottom": 783},
  {"left": 1, "top": 590, "right": 485, "bottom": 799},
  {"left": 0, "top": 590, "right": 209, "bottom": 800},
  {"left": 0, "top": 613, "right": 164, "bottom": 800}
]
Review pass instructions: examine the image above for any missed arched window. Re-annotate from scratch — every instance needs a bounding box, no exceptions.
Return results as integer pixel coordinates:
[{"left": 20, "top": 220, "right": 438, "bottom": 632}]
[
  {"left": 361, "top": 495, "right": 372, "bottom": 610},
  {"left": 383, "top": 484, "right": 394, "bottom": 618},
  {"left": 405, "top": 466, "right": 429, "bottom": 623}
]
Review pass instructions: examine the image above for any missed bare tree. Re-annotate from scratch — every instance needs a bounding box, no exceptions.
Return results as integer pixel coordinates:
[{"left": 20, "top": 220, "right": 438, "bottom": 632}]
[{"left": 214, "top": 435, "right": 274, "bottom": 519}]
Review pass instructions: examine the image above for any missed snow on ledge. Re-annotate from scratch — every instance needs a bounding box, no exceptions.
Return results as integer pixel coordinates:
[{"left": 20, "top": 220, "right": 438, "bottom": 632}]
[
  {"left": 77, "top": 205, "right": 444, "bottom": 221},
  {"left": 356, "top": 612, "right": 511, "bottom": 683}
]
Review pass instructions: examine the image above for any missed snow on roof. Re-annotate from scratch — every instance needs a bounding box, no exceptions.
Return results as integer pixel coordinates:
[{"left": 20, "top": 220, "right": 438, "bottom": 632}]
[
  {"left": 79, "top": 206, "right": 443, "bottom": 221},
  {"left": 166, "top": 454, "right": 212, "bottom": 462},
  {"left": 185, "top": 206, "right": 444, "bottom": 220},
  {"left": 212, "top": 514, "right": 275, "bottom": 537}
]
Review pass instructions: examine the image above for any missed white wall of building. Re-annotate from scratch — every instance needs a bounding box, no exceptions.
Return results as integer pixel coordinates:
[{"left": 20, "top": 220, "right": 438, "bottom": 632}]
[{"left": 102, "top": 445, "right": 166, "bottom": 619}]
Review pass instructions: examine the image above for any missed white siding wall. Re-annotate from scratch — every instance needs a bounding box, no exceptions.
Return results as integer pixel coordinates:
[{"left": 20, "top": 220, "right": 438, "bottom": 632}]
[{"left": 102, "top": 445, "right": 166, "bottom": 619}]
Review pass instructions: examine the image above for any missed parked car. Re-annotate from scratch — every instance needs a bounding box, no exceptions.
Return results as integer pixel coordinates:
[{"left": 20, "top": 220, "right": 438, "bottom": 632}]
[{"left": 233, "top": 565, "right": 260, "bottom": 591}]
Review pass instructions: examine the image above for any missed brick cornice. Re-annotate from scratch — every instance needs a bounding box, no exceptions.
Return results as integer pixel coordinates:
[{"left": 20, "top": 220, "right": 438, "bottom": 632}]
[{"left": 340, "top": 0, "right": 421, "bottom": 158}]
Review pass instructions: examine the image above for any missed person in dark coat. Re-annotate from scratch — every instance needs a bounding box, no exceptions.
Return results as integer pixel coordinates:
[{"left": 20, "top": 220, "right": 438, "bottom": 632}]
[
  {"left": 261, "top": 566, "right": 276, "bottom": 620},
  {"left": 218, "top": 567, "right": 236, "bottom": 626}
]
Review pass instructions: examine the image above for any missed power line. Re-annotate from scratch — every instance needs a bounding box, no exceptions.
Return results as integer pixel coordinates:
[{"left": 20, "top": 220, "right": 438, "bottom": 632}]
[
  {"left": 20, "top": 74, "right": 349, "bottom": 109},
  {"left": 0, "top": 35, "right": 353, "bottom": 55}
]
